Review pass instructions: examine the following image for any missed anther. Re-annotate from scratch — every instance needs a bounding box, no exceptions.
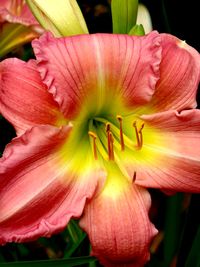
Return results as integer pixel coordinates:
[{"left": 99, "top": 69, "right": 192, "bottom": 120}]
[
  {"left": 106, "top": 123, "right": 115, "bottom": 161},
  {"left": 106, "top": 123, "right": 111, "bottom": 132},
  {"left": 133, "top": 171, "right": 136, "bottom": 182},
  {"left": 133, "top": 121, "right": 140, "bottom": 148},
  {"left": 133, "top": 121, "right": 145, "bottom": 149},
  {"left": 117, "top": 115, "right": 125, "bottom": 151},
  {"left": 88, "top": 131, "right": 98, "bottom": 160},
  {"left": 138, "top": 123, "right": 144, "bottom": 149}
]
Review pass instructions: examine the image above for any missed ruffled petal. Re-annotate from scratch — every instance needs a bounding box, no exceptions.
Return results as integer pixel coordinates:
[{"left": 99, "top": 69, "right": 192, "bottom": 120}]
[
  {"left": 0, "top": 1, "right": 43, "bottom": 57},
  {"left": 0, "top": 125, "right": 102, "bottom": 244},
  {"left": 80, "top": 165, "right": 157, "bottom": 267},
  {"left": 0, "top": 0, "right": 39, "bottom": 26},
  {"left": 149, "top": 34, "right": 200, "bottom": 112},
  {"left": 0, "top": 58, "right": 67, "bottom": 135},
  {"left": 133, "top": 110, "right": 200, "bottom": 192},
  {"left": 32, "top": 31, "right": 161, "bottom": 119}
]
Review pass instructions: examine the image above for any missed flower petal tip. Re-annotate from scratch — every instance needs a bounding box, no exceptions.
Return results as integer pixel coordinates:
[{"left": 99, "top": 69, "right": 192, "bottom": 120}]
[{"left": 80, "top": 175, "right": 157, "bottom": 267}]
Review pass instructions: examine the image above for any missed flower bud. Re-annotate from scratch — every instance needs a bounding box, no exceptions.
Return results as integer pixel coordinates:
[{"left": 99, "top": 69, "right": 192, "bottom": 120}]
[{"left": 26, "top": 0, "right": 88, "bottom": 37}]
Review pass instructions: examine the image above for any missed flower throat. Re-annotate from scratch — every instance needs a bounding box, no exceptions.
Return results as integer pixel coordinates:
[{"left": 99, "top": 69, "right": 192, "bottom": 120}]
[{"left": 88, "top": 115, "right": 145, "bottom": 161}]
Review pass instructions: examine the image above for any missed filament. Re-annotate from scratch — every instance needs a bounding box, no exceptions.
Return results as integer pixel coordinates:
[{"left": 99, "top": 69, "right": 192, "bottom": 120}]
[
  {"left": 117, "top": 115, "right": 125, "bottom": 151},
  {"left": 88, "top": 131, "right": 98, "bottom": 160}
]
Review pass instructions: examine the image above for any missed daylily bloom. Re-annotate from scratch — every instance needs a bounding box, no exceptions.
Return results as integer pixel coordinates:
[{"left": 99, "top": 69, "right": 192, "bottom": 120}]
[
  {"left": 0, "top": 31, "right": 200, "bottom": 267},
  {"left": 0, "top": 0, "right": 42, "bottom": 57}
]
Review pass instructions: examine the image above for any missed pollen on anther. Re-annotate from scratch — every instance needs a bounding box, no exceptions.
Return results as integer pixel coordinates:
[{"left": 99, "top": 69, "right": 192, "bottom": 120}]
[
  {"left": 138, "top": 123, "right": 144, "bottom": 149},
  {"left": 106, "top": 123, "right": 111, "bottom": 132},
  {"left": 139, "top": 123, "right": 145, "bottom": 132},
  {"left": 88, "top": 131, "right": 97, "bottom": 139},
  {"left": 133, "top": 121, "right": 140, "bottom": 148},
  {"left": 133, "top": 171, "right": 136, "bottom": 182},
  {"left": 133, "top": 121, "right": 145, "bottom": 149}
]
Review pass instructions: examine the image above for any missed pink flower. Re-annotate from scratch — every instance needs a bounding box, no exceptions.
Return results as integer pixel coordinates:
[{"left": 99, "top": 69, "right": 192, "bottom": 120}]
[
  {"left": 0, "top": 31, "right": 200, "bottom": 267},
  {"left": 0, "top": 0, "right": 43, "bottom": 57}
]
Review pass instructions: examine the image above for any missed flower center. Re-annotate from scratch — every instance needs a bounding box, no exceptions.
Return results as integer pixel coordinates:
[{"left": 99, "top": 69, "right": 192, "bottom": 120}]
[{"left": 88, "top": 115, "right": 145, "bottom": 161}]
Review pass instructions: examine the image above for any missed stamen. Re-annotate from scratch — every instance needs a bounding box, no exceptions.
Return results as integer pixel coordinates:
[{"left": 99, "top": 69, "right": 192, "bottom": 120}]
[
  {"left": 133, "top": 121, "right": 140, "bottom": 148},
  {"left": 106, "top": 123, "right": 114, "bottom": 160},
  {"left": 88, "top": 131, "right": 98, "bottom": 160},
  {"left": 138, "top": 123, "right": 144, "bottom": 149},
  {"left": 116, "top": 115, "right": 125, "bottom": 151},
  {"left": 110, "top": 132, "right": 115, "bottom": 160},
  {"left": 133, "top": 171, "right": 136, "bottom": 182},
  {"left": 133, "top": 121, "right": 145, "bottom": 149}
]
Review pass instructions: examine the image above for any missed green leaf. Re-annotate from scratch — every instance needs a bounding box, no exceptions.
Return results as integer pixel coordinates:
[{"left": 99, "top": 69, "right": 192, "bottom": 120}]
[
  {"left": 146, "top": 257, "right": 165, "bottom": 267},
  {"left": 64, "top": 220, "right": 87, "bottom": 257},
  {"left": 111, "top": 0, "right": 138, "bottom": 34},
  {"left": 0, "top": 251, "right": 5, "bottom": 263},
  {"left": 67, "top": 220, "right": 84, "bottom": 244},
  {"left": 0, "top": 256, "right": 96, "bottom": 267},
  {"left": 129, "top": 24, "right": 145, "bottom": 36},
  {"left": 163, "top": 193, "right": 183, "bottom": 266},
  {"left": 176, "top": 194, "right": 200, "bottom": 266},
  {"left": 185, "top": 226, "right": 200, "bottom": 267},
  {"left": 89, "top": 261, "right": 97, "bottom": 267},
  {"left": 16, "top": 244, "right": 29, "bottom": 258}
]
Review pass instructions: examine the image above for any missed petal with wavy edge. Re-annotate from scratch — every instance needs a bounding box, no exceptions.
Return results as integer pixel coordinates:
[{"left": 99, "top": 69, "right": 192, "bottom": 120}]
[
  {"left": 130, "top": 110, "right": 200, "bottom": 192},
  {"left": 0, "top": 58, "right": 67, "bottom": 135},
  {"left": 32, "top": 31, "right": 161, "bottom": 119},
  {"left": 149, "top": 34, "right": 200, "bottom": 112},
  {"left": 0, "top": 0, "right": 10, "bottom": 14},
  {"left": 0, "top": 0, "right": 39, "bottom": 26},
  {"left": 0, "top": 125, "right": 103, "bottom": 244},
  {"left": 80, "top": 165, "right": 157, "bottom": 267},
  {"left": 0, "top": 1, "right": 43, "bottom": 57}
]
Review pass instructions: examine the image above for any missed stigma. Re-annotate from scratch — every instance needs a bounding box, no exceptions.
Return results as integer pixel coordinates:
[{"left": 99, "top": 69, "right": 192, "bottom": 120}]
[{"left": 88, "top": 116, "right": 145, "bottom": 161}]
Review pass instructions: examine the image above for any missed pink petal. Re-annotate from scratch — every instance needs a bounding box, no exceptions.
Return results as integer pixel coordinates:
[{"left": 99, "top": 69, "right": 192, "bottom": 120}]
[
  {"left": 0, "top": 58, "right": 67, "bottom": 135},
  {"left": 32, "top": 31, "right": 161, "bottom": 119},
  {"left": 149, "top": 34, "right": 200, "bottom": 112},
  {"left": 0, "top": 0, "right": 39, "bottom": 26},
  {"left": 0, "top": 125, "right": 102, "bottom": 244},
  {"left": 134, "top": 109, "right": 200, "bottom": 192},
  {"left": 80, "top": 169, "right": 157, "bottom": 267},
  {"left": 0, "top": 0, "right": 10, "bottom": 13}
]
